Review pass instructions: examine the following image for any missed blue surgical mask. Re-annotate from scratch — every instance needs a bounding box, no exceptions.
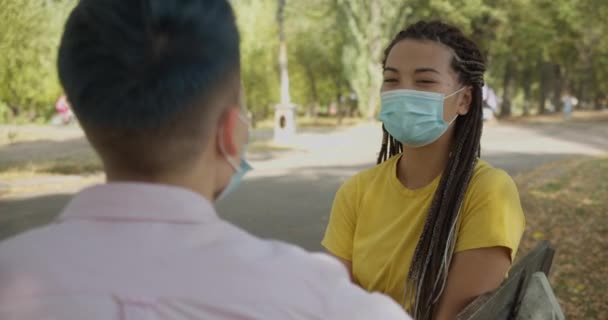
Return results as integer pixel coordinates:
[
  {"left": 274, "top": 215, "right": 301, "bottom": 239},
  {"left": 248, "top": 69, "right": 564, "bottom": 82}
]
[
  {"left": 218, "top": 146, "right": 252, "bottom": 200},
  {"left": 378, "top": 88, "right": 464, "bottom": 147},
  {"left": 217, "top": 114, "right": 252, "bottom": 200}
]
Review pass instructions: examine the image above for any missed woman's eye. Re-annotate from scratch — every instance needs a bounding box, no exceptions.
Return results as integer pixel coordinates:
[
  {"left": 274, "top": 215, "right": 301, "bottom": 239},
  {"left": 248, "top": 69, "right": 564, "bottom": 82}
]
[
  {"left": 383, "top": 78, "right": 398, "bottom": 83},
  {"left": 416, "top": 80, "right": 436, "bottom": 84}
]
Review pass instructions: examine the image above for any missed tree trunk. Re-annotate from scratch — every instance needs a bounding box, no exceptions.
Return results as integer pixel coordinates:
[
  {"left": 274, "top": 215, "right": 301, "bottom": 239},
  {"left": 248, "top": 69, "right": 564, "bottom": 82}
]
[
  {"left": 336, "top": 79, "right": 344, "bottom": 125},
  {"left": 347, "top": 94, "right": 356, "bottom": 117},
  {"left": 7, "top": 82, "right": 21, "bottom": 117},
  {"left": 337, "top": 102, "right": 344, "bottom": 125},
  {"left": 7, "top": 104, "right": 20, "bottom": 117},
  {"left": 365, "top": 1, "right": 382, "bottom": 120},
  {"left": 588, "top": 62, "right": 598, "bottom": 110},
  {"left": 539, "top": 88, "right": 547, "bottom": 114},
  {"left": 304, "top": 65, "right": 319, "bottom": 119},
  {"left": 574, "top": 80, "right": 584, "bottom": 110},
  {"left": 551, "top": 64, "right": 562, "bottom": 112},
  {"left": 500, "top": 58, "right": 515, "bottom": 117},
  {"left": 595, "top": 93, "right": 602, "bottom": 110},
  {"left": 522, "top": 68, "right": 532, "bottom": 116},
  {"left": 538, "top": 62, "right": 550, "bottom": 114}
]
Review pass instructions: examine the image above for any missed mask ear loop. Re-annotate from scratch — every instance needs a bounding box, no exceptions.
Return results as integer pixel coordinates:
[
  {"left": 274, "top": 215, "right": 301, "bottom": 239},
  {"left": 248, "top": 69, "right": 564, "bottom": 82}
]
[
  {"left": 444, "top": 86, "right": 466, "bottom": 100},
  {"left": 446, "top": 114, "right": 459, "bottom": 126},
  {"left": 217, "top": 122, "right": 241, "bottom": 172},
  {"left": 443, "top": 86, "right": 468, "bottom": 125},
  {"left": 220, "top": 109, "right": 251, "bottom": 171}
]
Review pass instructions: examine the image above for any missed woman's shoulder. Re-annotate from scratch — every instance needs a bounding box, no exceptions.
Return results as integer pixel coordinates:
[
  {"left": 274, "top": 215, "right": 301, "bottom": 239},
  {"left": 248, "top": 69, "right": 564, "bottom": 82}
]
[
  {"left": 471, "top": 159, "right": 515, "bottom": 188},
  {"left": 458, "top": 160, "right": 526, "bottom": 259},
  {"left": 466, "top": 159, "right": 520, "bottom": 205}
]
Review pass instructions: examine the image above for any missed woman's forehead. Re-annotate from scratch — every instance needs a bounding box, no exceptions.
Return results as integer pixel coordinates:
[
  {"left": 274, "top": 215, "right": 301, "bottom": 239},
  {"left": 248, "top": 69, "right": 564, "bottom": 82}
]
[{"left": 385, "top": 39, "right": 455, "bottom": 75}]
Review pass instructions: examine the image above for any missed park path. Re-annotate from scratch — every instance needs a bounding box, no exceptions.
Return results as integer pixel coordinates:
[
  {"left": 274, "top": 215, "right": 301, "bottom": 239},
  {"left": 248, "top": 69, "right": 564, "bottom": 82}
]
[
  {"left": 1, "top": 113, "right": 607, "bottom": 247},
  {"left": 218, "top": 117, "right": 608, "bottom": 250}
]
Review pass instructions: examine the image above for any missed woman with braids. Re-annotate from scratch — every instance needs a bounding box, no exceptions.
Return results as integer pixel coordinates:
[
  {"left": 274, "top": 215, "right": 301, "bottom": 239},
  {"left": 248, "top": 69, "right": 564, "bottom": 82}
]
[{"left": 322, "top": 21, "right": 525, "bottom": 320}]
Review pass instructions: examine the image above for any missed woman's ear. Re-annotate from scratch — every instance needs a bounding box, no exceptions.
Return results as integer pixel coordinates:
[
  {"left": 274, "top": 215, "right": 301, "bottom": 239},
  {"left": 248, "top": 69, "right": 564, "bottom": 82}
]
[{"left": 458, "top": 86, "right": 473, "bottom": 115}]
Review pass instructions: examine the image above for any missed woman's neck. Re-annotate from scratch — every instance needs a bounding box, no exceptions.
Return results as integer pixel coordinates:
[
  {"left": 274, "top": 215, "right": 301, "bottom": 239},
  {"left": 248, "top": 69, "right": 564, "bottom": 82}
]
[{"left": 397, "top": 133, "right": 452, "bottom": 190}]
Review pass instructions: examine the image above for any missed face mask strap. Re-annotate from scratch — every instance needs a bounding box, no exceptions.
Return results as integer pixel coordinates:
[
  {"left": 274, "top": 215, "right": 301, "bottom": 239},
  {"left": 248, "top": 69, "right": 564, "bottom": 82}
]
[
  {"left": 446, "top": 114, "right": 459, "bottom": 125},
  {"left": 443, "top": 87, "right": 466, "bottom": 124},
  {"left": 238, "top": 113, "right": 250, "bottom": 126},
  {"left": 217, "top": 121, "right": 242, "bottom": 172},
  {"left": 221, "top": 110, "right": 251, "bottom": 169},
  {"left": 444, "top": 86, "right": 466, "bottom": 100},
  {"left": 219, "top": 141, "right": 241, "bottom": 172}
]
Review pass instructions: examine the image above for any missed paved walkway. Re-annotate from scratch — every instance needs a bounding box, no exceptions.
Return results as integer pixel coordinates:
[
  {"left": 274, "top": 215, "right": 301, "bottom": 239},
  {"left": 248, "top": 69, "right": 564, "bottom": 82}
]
[
  {"left": 1, "top": 116, "right": 607, "bottom": 248},
  {"left": 218, "top": 119, "right": 608, "bottom": 250}
]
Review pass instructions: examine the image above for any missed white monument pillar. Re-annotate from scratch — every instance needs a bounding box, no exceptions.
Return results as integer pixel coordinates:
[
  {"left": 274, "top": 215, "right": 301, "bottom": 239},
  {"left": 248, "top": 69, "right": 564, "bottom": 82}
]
[{"left": 273, "top": 0, "right": 296, "bottom": 143}]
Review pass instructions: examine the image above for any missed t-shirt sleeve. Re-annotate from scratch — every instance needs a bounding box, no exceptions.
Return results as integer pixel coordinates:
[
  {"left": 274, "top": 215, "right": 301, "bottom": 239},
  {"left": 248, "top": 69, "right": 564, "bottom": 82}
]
[
  {"left": 322, "top": 177, "right": 359, "bottom": 261},
  {"left": 455, "top": 168, "right": 526, "bottom": 261}
]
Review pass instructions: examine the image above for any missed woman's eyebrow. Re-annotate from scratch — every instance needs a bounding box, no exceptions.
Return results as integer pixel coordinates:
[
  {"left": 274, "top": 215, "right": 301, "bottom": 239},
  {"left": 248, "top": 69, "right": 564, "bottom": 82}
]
[
  {"left": 383, "top": 66, "right": 399, "bottom": 73},
  {"left": 414, "top": 67, "right": 440, "bottom": 74}
]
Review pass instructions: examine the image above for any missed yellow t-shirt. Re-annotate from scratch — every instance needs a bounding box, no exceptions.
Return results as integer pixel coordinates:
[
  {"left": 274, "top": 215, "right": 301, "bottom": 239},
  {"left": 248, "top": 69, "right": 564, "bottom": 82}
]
[{"left": 322, "top": 154, "right": 525, "bottom": 306}]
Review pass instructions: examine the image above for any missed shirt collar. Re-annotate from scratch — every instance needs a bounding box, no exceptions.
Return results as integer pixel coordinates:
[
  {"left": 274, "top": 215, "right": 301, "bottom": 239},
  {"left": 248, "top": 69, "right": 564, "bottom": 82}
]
[{"left": 59, "top": 183, "right": 218, "bottom": 224}]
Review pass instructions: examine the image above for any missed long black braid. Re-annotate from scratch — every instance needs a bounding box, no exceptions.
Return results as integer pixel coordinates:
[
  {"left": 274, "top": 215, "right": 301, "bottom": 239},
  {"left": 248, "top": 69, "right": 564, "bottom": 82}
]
[{"left": 377, "top": 21, "right": 486, "bottom": 320}]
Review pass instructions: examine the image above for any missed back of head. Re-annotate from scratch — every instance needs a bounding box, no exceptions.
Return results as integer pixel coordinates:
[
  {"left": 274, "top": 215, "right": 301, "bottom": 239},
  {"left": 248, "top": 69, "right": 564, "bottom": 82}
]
[{"left": 58, "top": 0, "right": 240, "bottom": 175}]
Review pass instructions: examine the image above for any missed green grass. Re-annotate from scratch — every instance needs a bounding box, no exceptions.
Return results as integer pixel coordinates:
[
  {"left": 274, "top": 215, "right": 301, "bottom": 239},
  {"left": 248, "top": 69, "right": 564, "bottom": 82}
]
[
  {"left": 248, "top": 141, "right": 295, "bottom": 153},
  {"left": 0, "top": 140, "right": 296, "bottom": 179},
  {"left": 254, "top": 116, "right": 366, "bottom": 130},
  {"left": 516, "top": 157, "right": 608, "bottom": 319},
  {"left": 538, "top": 181, "right": 565, "bottom": 193},
  {"left": 0, "top": 125, "right": 82, "bottom": 146},
  {"left": 0, "top": 153, "right": 103, "bottom": 177}
]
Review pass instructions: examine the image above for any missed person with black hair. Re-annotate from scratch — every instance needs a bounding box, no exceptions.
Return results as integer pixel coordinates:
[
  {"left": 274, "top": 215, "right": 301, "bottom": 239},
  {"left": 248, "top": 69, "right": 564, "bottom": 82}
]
[
  {"left": 0, "top": 1, "right": 411, "bottom": 319},
  {"left": 322, "top": 21, "right": 525, "bottom": 320}
]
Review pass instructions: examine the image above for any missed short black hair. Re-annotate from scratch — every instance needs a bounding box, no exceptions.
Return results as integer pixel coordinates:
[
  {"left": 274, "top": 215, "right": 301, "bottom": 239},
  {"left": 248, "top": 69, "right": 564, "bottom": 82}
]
[{"left": 58, "top": 0, "right": 240, "bottom": 173}]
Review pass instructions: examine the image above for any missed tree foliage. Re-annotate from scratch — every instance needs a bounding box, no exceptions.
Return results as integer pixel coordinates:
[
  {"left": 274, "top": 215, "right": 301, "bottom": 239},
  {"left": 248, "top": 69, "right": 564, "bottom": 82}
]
[
  {"left": 0, "top": 0, "right": 75, "bottom": 122},
  {"left": 233, "top": 0, "right": 280, "bottom": 121},
  {"left": 1, "top": 0, "right": 607, "bottom": 123},
  {"left": 236, "top": 0, "right": 608, "bottom": 119}
]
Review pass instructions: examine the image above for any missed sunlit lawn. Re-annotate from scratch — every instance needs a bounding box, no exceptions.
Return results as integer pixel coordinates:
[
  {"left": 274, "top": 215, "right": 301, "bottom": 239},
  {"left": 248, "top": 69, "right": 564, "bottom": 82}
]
[{"left": 516, "top": 157, "right": 608, "bottom": 319}]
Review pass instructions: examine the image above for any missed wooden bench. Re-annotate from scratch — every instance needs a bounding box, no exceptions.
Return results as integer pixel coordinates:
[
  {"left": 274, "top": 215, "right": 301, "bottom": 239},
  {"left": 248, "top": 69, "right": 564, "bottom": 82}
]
[{"left": 457, "top": 241, "right": 562, "bottom": 320}]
